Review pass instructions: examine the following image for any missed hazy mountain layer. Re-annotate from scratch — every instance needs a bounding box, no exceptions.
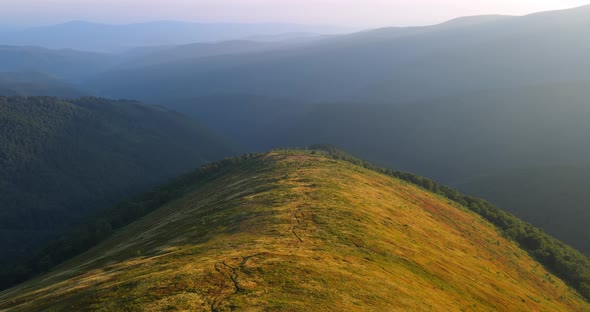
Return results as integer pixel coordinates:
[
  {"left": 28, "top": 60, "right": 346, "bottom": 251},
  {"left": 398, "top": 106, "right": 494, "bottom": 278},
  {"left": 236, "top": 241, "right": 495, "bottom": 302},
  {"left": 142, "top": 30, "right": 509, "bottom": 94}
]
[
  {"left": 456, "top": 166, "right": 590, "bottom": 255},
  {"left": 75, "top": 5, "right": 590, "bottom": 258},
  {"left": 0, "top": 21, "right": 342, "bottom": 52},
  {"left": 0, "top": 46, "right": 115, "bottom": 82},
  {"left": 0, "top": 72, "right": 86, "bottom": 97},
  {"left": 280, "top": 82, "right": 590, "bottom": 254},
  {"left": 88, "top": 5, "right": 590, "bottom": 103}
]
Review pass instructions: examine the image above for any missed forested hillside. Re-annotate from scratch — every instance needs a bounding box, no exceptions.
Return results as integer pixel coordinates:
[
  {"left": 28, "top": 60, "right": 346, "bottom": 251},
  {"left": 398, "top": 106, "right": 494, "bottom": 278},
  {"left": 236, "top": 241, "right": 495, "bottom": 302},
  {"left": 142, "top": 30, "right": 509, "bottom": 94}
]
[
  {"left": 0, "top": 97, "right": 231, "bottom": 273},
  {"left": 168, "top": 95, "right": 309, "bottom": 151},
  {"left": 457, "top": 166, "right": 590, "bottom": 255},
  {"left": 0, "top": 46, "right": 116, "bottom": 81},
  {"left": 0, "top": 72, "right": 86, "bottom": 97}
]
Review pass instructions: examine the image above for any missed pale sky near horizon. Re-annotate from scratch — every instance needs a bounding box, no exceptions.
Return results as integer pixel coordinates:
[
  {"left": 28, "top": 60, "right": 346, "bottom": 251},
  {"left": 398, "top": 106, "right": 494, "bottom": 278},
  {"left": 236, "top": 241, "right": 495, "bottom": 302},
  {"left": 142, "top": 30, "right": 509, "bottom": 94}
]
[{"left": 1, "top": 0, "right": 589, "bottom": 28}]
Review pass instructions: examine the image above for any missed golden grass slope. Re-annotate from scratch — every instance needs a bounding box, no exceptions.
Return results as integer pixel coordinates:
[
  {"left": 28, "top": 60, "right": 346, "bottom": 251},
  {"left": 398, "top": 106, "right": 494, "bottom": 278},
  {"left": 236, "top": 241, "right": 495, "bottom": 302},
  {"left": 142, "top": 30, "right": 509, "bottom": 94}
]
[{"left": 0, "top": 151, "right": 588, "bottom": 311}]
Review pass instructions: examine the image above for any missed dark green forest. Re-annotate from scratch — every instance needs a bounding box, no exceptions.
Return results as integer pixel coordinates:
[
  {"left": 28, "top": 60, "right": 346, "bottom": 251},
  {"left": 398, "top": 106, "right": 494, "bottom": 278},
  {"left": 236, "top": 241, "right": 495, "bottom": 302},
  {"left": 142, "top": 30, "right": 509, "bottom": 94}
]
[
  {"left": 0, "top": 72, "right": 85, "bottom": 98},
  {"left": 0, "top": 96, "right": 231, "bottom": 273},
  {"left": 457, "top": 166, "right": 590, "bottom": 255}
]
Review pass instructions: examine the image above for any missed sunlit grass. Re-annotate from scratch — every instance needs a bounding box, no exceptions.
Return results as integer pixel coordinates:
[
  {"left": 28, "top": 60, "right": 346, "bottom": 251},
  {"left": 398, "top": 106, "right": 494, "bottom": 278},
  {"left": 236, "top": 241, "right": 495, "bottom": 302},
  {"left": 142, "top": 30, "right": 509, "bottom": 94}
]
[{"left": 0, "top": 151, "right": 588, "bottom": 311}]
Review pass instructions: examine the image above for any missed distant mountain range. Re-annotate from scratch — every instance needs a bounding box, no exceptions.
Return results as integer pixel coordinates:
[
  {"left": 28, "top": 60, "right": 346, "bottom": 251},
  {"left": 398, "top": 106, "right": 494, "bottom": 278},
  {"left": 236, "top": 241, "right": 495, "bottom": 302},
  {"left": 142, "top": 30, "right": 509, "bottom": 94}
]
[
  {"left": 0, "top": 21, "right": 346, "bottom": 52},
  {"left": 0, "top": 4, "right": 589, "bottom": 258},
  {"left": 0, "top": 72, "right": 85, "bottom": 97},
  {"left": 0, "top": 45, "right": 115, "bottom": 81},
  {"left": 87, "top": 5, "right": 590, "bottom": 103},
  {"left": 78, "top": 5, "right": 590, "bottom": 254}
]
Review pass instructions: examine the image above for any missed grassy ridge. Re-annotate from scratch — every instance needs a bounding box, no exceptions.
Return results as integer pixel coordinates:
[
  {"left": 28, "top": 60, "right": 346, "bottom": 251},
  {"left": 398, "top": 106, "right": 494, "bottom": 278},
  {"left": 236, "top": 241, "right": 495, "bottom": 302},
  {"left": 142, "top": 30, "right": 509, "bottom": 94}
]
[
  {"left": 308, "top": 144, "right": 590, "bottom": 300},
  {"left": 0, "top": 153, "right": 259, "bottom": 289},
  {"left": 0, "top": 150, "right": 588, "bottom": 311},
  {"left": 4, "top": 146, "right": 590, "bottom": 302}
]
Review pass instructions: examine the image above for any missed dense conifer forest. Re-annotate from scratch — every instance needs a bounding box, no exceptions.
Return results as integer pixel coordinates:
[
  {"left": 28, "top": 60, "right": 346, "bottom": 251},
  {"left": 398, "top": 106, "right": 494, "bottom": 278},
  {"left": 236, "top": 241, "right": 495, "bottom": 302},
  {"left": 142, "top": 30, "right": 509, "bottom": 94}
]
[{"left": 0, "top": 96, "right": 231, "bottom": 281}]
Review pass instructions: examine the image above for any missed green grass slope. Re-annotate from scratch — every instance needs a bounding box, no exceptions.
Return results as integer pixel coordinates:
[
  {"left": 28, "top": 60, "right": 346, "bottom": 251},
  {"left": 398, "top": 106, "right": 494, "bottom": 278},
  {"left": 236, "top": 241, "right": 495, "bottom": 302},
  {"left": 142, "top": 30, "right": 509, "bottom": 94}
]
[
  {"left": 280, "top": 82, "right": 590, "bottom": 256},
  {"left": 1, "top": 150, "right": 587, "bottom": 311},
  {"left": 0, "top": 96, "right": 232, "bottom": 273}
]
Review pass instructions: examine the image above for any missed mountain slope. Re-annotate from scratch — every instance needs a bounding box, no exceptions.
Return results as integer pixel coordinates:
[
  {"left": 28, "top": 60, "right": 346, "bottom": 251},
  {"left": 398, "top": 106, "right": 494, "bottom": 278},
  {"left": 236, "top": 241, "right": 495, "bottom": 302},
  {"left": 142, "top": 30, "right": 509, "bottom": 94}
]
[
  {"left": 1, "top": 150, "right": 587, "bottom": 311},
  {"left": 456, "top": 166, "right": 590, "bottom": 255},
  {"left": 167, "top": 94, "right": 310, "bottom": 152},
  {"left": 0, "top": 21, "right": 342, "bottom": 52},
  {"left": 0, "top": 72, "right": 86, "bottom": 97},
  {"left": 117, "top": 39, "right": 319, "bottom": 70},
  {"left": 279, "top": 81, "right": 590, "bottom": 254},
  {"left": 0, "top": 46, "right": 116, "bottom": 81},
  {"left": 286, "top": 81, "right": 590, "bottom": 181},
  {"left": 88, "top": 5, "right": 590, "bottom": 103},
  {"left": 84, "top": 5, "right": 590, "bottom": 257},
  {"left": 0, "top": 97, "right": 232, "bottom": 270}
]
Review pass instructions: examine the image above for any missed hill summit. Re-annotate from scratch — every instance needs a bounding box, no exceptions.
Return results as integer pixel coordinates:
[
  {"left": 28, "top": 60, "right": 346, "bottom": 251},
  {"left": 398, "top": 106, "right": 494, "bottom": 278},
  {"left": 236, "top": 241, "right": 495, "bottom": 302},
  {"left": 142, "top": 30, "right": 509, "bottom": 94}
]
[{"left": 1, "top": 150, "right": 588, "bottom": 311}]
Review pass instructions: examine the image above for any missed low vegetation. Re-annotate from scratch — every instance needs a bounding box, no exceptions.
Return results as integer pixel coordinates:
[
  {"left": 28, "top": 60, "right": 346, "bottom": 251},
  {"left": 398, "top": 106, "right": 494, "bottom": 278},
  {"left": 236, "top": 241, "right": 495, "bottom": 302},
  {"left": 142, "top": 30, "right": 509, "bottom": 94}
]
[
  {"left": 309, "top": 145, "right": 590, "bottom": 300},
  {"left": 0, "top": 148, "right": 588, "bottom": 311}
]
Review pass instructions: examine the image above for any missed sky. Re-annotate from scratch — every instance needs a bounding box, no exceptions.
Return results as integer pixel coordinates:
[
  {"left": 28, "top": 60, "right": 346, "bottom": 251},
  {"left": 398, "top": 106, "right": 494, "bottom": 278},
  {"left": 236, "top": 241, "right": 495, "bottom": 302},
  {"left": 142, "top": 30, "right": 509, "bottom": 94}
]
[{"left": 1, "top": 0, "right": 589, "bottom": 28}]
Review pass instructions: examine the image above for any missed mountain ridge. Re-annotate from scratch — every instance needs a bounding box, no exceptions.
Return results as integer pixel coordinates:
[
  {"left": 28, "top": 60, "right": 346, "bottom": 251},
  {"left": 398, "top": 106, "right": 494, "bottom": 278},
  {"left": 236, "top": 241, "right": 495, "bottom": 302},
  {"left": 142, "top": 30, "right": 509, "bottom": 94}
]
[
  {"left": 0, "top": 21, "right": 345, "bottom": 52},
  {"left": 0, "top": 71, "right": 86, "bottom": 97},
  {"left": 86, "top": 4, "right": 590, "bottom": 102},
  {"left": 1, "top": 148, "right": 588, "bottom": 311}
]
